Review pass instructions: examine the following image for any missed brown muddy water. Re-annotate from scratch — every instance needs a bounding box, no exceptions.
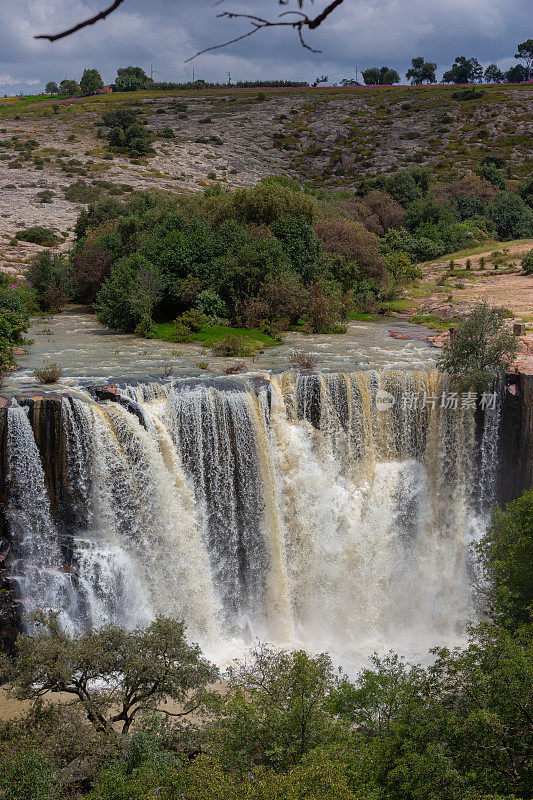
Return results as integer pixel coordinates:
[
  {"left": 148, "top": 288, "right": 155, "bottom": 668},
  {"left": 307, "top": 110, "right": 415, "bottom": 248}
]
[{"left": 5, "top": 308, "right": 438, "bottom": 393}]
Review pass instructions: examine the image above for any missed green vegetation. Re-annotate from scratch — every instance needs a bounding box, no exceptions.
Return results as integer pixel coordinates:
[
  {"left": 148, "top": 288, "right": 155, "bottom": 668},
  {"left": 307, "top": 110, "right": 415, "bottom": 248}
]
[
  {"left": 436, "top": 300, "right": 518, "bottom": 390},
  {"left": 33, "top": 361, "right": 62, "bottom": 384},
  {"left": 18, "top": 159, "right": 530, "bottom": 349},
  {"left": 521, "top": 248, "right": 533, "bottom": 274},
  {"left": 153, "top": 323, "right": 278, "bottom": 351},
  {"left": 0, "top": 486, "right": 531, "bottom": 799},
  {"left": 477, "top": 488, "right": 533, "bottom": 629},
  {"left": 0, "top": 275, "right": 32, "bottom": 379},
  {"left": 14, "top": 226, "right": 60, "bottom": 247}
]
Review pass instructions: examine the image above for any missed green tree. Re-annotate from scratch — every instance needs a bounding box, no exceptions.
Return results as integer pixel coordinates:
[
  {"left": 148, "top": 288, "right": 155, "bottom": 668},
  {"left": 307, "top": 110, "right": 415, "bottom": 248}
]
[
  {"left": 486, "top": 192, "right": 533, "bottom": 240},
  {"left": 115, "top": 65, "right": 150, "bottom": 92},
  {"left": 505, "top": 64, "right": 529, "bottom": 83},
  {"left": 27, "top": 250, "right": 70, "bottom": 310},
  {"left": 209, "top": 644, "right": 344, "bottom": 771},
  {"left": 44, "top": 80, "right": 58, "bottom": 96},
  {"left": 477, "top": 489, "right": 533, "bottom": 629},
  {"left": 405, "top": 57, "right": 437, "bottom": 84},
  {"left": 96, "top": 253, "right": 162, "bottom": 331},
  {"left": 362, "top": 66, "right": 400, "bottom": 85},
  {"left": 2, "top": 613, "right": 217, "bottom": 735},
  {"left": 484, "top": 63, "right": 504, "bottom": 83},
  {"left": 59, "top": 78, "right": 80, "bottom": 96},
  {"left": 443, "top": 56, "right": 477, "bottom": 83},
  {"left": 514, "top": 39, "right": 533, "bottom": 80},
  {"left": 80, "top": 67, "right": 104, "bottom": 95},
  {"left": 436, "top": 300, "right": 518, "bottom": 391}
]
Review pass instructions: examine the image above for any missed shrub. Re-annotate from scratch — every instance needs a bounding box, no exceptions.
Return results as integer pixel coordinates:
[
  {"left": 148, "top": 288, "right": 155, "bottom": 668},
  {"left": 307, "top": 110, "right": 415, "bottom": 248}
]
[
  {"left": 290, "top": 350, "right": 319, "bottom": 370},
  {"left": 476, "top": 488, "right": 533, "bottom": 629},
  {"left": 521, "top": 249, "right": 533, "bottom": 275},
  {"left": 177, "top": 308, "right": 210, "bottom": 332},
  {"left": 15, "top": 227, "right": 59, "bottom": 246},
  {"left": 229, "top": 183, "right": 317, "bottom": 226},
  {"left": 477, "top": 161, "right": 506, "bottom": 190},
  {"left": 36, "top": 189, "right": 54, "bottom": 204},
  {"left": 70, "top": 240, "right": 117, "bottom": 303},
  {"left": 0, "top": 750, "right": 57, "bottom": 800},
  {"left": 436, "top": 300, "right": 518, "bottom": 391},
  {"left": 34, "top": 361, "right": 62, "bottom": 384},
  {"left": 304, "top": 283, "right": 344, "bottom": 333},
  {"left": 452, "top": 88, "right": 485, "bottom": 100},
  {"left": 96, "top": 254, "right": 161, "bottom": 332},
  {"left": 260, "top": 272, "right": 309, "bottom": 326},
  {"left": 344, "top": 190, "right": 405, "bottom": 235},
  {"left": 63, "top": 179, "right": 101, "bottom": 203},
  {"left": 211, "top": 335, "right": 251, "bottom": 357},
  {"left": 224, "top": 360, "right": 246, "bottom": 374},
  {"left": 196, "top": 289, "right": 227, "bottom": 320},
  {"left": 171, "top": 321, "right": 192, "bottom": 342}
]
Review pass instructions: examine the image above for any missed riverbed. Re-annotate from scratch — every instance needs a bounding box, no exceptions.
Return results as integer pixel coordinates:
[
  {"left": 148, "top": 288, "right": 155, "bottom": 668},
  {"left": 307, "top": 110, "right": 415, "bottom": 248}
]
[{"left": 5, "top": 307, "right": 438, "bottom": 393}]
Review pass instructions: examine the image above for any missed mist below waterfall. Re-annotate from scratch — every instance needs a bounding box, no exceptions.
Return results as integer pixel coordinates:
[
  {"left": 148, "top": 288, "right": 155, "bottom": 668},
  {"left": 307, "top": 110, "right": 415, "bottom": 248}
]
[{"left": 4, "top": 370, "right": 500, "bottom": 665}]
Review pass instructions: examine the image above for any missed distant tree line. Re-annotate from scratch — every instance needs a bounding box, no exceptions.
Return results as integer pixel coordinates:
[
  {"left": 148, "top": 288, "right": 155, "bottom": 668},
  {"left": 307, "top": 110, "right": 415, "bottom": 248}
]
[
  {"left": 343, "top": 39, "right": 533, "bottom": 86},
  {"left": 42, "top": 40, "right": 533, "bottom": 97}
]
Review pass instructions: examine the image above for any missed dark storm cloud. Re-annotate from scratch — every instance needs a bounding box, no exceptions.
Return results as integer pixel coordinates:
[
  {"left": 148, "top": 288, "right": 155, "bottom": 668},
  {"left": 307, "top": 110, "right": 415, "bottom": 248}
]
[{"left": 0, "top": 0, "right": 530, "bottom": 93}]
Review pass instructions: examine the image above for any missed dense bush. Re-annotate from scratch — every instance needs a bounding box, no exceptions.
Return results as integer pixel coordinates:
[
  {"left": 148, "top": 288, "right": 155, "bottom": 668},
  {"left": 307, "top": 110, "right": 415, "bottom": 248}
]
[
  {"left": 486, "top": 193, "right": 533, "bottom": 240},
  {"left": 61, "top": 169, "right": 531, "bottom": 339},
  {"left": 0, "top": 276, "right": 31, "bottom": 376},
  {"left": 477, "top": 488, "right": 533, "bottom": 629},
  {"left": 15, "top": 226, "right": 60, "bottom": 246},
  {"left": 521, "top": 249, "right": 533, "bottom": 274},
  {"left": 27, "top": 251, "right": 70, "bottom": 310}
]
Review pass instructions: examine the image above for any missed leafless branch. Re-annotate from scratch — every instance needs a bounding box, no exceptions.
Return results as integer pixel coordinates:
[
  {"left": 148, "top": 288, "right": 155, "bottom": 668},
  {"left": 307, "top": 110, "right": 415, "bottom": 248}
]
[
  {"left": 34, "top": 0, "right": 126, "bottom": 42},
  {"left": 187, "top": 1, "right": 346, "bottom": 61},
  {"left": 34, "top": 0, "right": 346, "bottom": 56}
]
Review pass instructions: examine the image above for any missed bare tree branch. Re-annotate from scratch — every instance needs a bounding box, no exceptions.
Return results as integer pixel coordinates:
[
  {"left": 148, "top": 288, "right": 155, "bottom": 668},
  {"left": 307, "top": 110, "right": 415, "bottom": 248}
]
[
  {"left": 187, "top": 1, "right": 346, "bottom": 61},
  {"left": 34, "top": 0, "right": 126, "bottom": 42},
  {"left": 34, "top": 0, "right": 346, "bottom": 57}
]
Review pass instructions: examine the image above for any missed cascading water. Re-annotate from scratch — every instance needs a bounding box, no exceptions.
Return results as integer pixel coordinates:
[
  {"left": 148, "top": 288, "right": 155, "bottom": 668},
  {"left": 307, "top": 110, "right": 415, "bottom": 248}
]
[{"left": 3, "top": 370, "right": 500, "bottom": 663}]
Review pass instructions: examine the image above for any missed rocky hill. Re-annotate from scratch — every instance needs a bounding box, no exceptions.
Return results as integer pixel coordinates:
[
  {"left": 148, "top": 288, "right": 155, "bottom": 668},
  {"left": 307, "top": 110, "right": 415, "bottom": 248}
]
[{"left": 0, "top": 84, "right": 531, "bottom": 269}]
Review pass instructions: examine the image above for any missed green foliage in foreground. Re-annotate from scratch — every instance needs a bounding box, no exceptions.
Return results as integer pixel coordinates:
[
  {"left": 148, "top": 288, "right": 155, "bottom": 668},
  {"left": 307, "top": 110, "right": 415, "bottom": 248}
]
[
  {"left": 1, "top": 488, "right": 532, "bottom": 799},
  {"left": 0, "top": 275, "right": 31, "bottom": 378},
  {"left": 436, "top": 300, "right": 518, "bottom": 391},
  {"left": 477, "top": 488, "right": 533, "bottom": 629}
]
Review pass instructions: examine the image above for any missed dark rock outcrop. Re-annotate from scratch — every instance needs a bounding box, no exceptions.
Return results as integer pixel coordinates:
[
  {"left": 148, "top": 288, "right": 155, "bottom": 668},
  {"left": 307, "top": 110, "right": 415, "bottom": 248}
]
[{"left": 497, "top": 373, "right": 533, "bottom": 505}]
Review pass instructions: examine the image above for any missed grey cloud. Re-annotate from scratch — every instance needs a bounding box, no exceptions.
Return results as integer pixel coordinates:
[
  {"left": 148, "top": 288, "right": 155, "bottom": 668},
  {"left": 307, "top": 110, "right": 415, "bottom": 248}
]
[{"left": 0, "top": 0, "right": 530, "bottom": 93}]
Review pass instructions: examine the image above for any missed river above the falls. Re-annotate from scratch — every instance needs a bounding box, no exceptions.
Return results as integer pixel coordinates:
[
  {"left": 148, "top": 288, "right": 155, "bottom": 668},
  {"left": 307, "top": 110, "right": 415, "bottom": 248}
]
[{"left": 6, "top": 308, "right": 438, "bottom": 392}]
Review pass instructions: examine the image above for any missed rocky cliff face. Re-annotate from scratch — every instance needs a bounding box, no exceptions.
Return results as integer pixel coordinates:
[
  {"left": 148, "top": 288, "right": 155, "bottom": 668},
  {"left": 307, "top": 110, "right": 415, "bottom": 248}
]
[{"left": 498, "top": 373, "right": 533, "bottom": 505}]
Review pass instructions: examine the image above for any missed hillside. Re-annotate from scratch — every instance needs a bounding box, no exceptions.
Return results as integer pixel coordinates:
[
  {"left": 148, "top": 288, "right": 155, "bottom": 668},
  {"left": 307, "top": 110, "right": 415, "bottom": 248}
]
[{"left": 0, "top": 84, "right": 531, "bottom": 269}]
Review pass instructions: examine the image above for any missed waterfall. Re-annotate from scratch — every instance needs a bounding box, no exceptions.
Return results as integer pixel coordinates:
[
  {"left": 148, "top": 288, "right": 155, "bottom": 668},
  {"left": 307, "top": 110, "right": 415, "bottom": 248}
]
[
  {"left": 3, "top": 371, "right": 500, "bottom": 663},
  {"left": 6, "top": 405, "right": 79, "bottom": 629}
]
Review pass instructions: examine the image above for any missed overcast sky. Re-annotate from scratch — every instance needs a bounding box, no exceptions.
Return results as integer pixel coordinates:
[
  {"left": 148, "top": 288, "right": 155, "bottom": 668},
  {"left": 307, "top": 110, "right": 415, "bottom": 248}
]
[{"left": 1, "top": 0, "right": 530, "bottom": 94}]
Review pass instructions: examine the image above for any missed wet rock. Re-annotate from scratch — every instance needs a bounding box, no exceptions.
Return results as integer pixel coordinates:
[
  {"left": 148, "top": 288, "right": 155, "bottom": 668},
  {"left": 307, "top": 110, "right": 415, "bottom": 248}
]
[
  {"left": 60, "top": 757, "right": 93, "bottom": 789},
  {"left": 87, "top": 384, "right": 120, "bottom": 402}
]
